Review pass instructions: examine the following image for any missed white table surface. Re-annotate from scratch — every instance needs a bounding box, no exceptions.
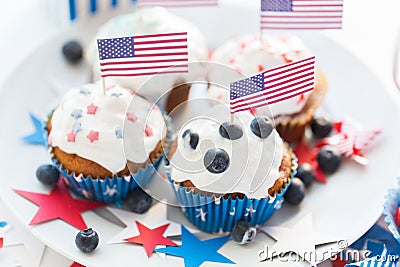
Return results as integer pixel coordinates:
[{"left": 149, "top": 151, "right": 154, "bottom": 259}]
[{"left": 0, "top": 0, "right": 399, "bottom": 266}]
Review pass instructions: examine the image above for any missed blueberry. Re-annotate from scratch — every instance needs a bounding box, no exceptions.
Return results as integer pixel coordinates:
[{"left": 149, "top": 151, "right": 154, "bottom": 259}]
[
  {"left": 203, "top": 148, "right": 230, "bottom": 174},
  {"left": 36, "top": 165, "right": 60, "bottom": 186},
  {"left": 124, "top": 187, "right": 153, "bottom": 214},
  {"left": 317, "top": 147, "right": 342, "bottom": 174},
  {"left": 250, "top": 117, "right": 274, "bottom": 139},
  {"left": 182, "top": 129, "right": 199, "bottom": 150},
  {"left": 311, "top": 117, "right": 333, "bottom": 139},
  {"left": 75, "top": 228, "right": 99, "bottom": 253},
  {"left": 219, "top": 122, "right": 243, "bottom": 140},
  {"left": 62, "top": 41, "right": 83, "bottom": 64},
  {"left": 231, "top": 220, "right": 256, "bottom": 245},
  {"left": 296, "top": 163, "right": 315, "bottom": 187},
  {"left": 284, "top": 178, "right": 305, "bottom": 205}
]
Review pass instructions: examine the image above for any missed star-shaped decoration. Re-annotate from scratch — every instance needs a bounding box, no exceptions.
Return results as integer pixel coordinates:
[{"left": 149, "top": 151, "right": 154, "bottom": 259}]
[
  {"left": 86, "top": 103, "right": 98, "bottom": 115},
  {"left": 260, "top": 213, "right": 339, "bottom": 266},
  {"left": 73, "top": 121, "right": 82, "bottom": 133},
  {"left": 21, "top": 113, "right": 47, "bottom": 146},
  {"left": 67, "top": 130, "right": 77, "bottom": 143},
  {"left": 145, "top": 125, "right": 153, "bottom": 137},
  {"left": 70, "top": 108, "right": 83, "bottom": 119},
  {"left": 293, "top": 140, "right": 326, "bottom": 183},
  {"left": 103, "top": 185, "right": 118, "bottom": 197},
  {"left": 106, "top": 202, "right": 190, "bottom": 245},
  {"left": 70, "top": 262, "right": 86, "bottom": 267},
  {"left": 14, "top": 179, "right": 105, "bottom": 230},
  {"left": 155, "top": 226, "right": 234, "bottom": 267},
  {"left": 126, "top": 112, "right": 137, "bottom": 123},
  {"left": 244, "top": 204, "right": 257, "bottom": 218},
  {"left": 111, "top": 92, "right": 123, "bottom": 98},
  {"left": 124, "top": 221, "right": 178, "bottom": 257},
  {"left": 115, "top": 126, "right": 123, "bottom": 139},
  {"left": 79, "top": 87, "right": 91, "bottom": 95},
  {"left": 86, "top": 130, "right": 99, "bottom": 143},
  {"left": 196, "top": 208, "right": 207, "bottom": 222}
]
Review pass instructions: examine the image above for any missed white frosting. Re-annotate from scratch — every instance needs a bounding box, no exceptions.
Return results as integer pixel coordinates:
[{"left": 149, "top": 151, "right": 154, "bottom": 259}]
[
  {"left": 49, "top": 82, "right": 167, "bottom": 174},
  {"left": 207, "top": 34, "right": 313, "bottom": 117},
  {"left": 170, "top": 104, "right": 283, "bottom": 199},
  {"left": 86, "top": 7, "right": 209, "bottom": 104}
]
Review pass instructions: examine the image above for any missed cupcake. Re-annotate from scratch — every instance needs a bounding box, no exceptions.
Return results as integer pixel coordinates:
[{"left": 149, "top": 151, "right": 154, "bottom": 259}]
[
  {"left": 86, "top": 7, "right": 209, "bottom": 113},
  {"left": 384, "top": 177, "right": 400, "bottom": 244},
  {"left": 167, "top": 104, "right": 297, "bottom": 233},
  {"left": 207, "top": 34, "right": 328, "bottom": 142},
  {"left": 47, "top": 82, "right": 170, "bottom": 203}
]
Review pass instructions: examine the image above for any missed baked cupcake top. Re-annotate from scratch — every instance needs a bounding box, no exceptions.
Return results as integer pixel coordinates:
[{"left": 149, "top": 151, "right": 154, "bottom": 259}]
[
  {"left": 49, "top": 82, "right": 167, "bottom": 174},
  {"left": 169, "top": 104, "right": 283, "bottom": 199},
  {"left": 207, "top": 34, "right": 313, "bottom": 116},
  {"left": 86, "top": 7, "right": 208, "bottom": 103}
]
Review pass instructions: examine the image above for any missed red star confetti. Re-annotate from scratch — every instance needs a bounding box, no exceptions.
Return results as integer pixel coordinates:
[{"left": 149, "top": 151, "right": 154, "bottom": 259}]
[
  {"left": 70, "top": 262, "right": 86, "bottom": 267},
  {"left": 258, "top": 65, "right": 265, "bottom": 72},
  {"left": 14, "top": 180, "right": 104, "bottom": 230},
  {"left": 124, "top": 221, "right": 178, "bottom": 257},
  {"left": 86, "top": 103, "right": 98, "bottom": 115},
  {"left": 126, "top": 112, "right": 137, "bottom": 123},
  {"left": 67, "top": 130, "right": 76, "bottom": 143},
  {"left": 293, "top": 140, "right": 327, "bottom": 183},
  {"left": 86, "top": 130, "right": 99, "bottom": 143}
]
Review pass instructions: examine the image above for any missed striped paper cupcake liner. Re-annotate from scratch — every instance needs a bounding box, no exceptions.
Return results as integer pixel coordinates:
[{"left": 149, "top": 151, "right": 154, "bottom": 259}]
[{"left": 383, "top": 177, "right": 400, "bottom": 244}]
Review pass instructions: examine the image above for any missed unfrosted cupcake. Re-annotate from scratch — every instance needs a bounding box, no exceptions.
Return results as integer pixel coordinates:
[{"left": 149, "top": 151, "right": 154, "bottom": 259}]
[
  {"left": 86, "top": 7, "right": 209, "bottom": 113},
  {"left": 47, "top": 82, "right": 170, "bottom": 203},
  {"left": 167, "top": 104, "right": 297, "bottom": 233},
  {"left": 207, "top": 34, "right": 328, "bottom": 142}
]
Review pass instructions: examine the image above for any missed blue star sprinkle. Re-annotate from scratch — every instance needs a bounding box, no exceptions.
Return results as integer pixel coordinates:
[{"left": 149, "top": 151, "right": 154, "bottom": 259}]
[
  {"left": 21, "top": 113, "right": 47, "bottom": 146},
  {"left": 79, "top": 87, "right": 91, "bottom": 95},
  {"left": 0, "top": 221, "right": 7, "bottom": 228},
  {"left": 111, "top": 92, "right": 123, "bottom": 98},
  {"left": 155, "top": 226, "right": 234, "bottom": 267},
  {"left": 73, "top": 121, "right": 82, "bottom": 133},
  {"left": 70, "top": 109, "right": 83, "bottom": 119},
  {"left": 115, "top": 126, "right": 123, "bottom": 139}
]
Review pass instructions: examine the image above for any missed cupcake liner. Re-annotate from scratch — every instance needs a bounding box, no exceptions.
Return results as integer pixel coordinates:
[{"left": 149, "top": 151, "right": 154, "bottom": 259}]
[
  {"left": 383, "top": 177, "right": 400, "bottom": 244},
  {"left": 49, "top": 112, "right": 174, "bottom": 204},
  {"left": 168, "top": 155, "right": 298, "bottom": 233}
]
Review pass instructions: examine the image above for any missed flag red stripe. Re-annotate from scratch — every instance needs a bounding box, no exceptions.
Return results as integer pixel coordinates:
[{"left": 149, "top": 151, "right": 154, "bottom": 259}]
[
  {"left": 261, "top": 15, "right": 342, "bottom": 18},
  {"left": 100, "top": 58, "right": 188, "bottom": 66},
  {"left": 261, "top": 26, "right": 342, "bottom": 29},
  {"left": 134, "top": 38, "right": 187, "bottom": 45},
  {"left": 101, "top": 64, "right": 189, "bottom": 72},
  {"left": 134, "top": 45, "right": 188, "bottom": 51},
  {"left": 263, "top": 20, "right": 341, "bottom": 24},
  {"left": 292, "top": 10, "right": 343, "bottom": 12},
  {"left": 101, "top": 70, "right": 188, "bottom": 77},
  {"left": 133, "top": 32, "right": 187, "bottom": 39},
  {"left": 293, "top": 4, "right": 343, "bottom": 7}
]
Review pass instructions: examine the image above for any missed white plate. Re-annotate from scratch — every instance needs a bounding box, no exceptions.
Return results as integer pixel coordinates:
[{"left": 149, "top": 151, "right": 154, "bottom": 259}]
[{"left": 1, "top": 5, "right": 400, "bottom": 267}]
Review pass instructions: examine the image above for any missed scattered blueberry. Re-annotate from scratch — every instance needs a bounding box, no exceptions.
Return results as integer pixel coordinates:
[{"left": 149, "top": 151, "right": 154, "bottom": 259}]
[
  {"left": 62, "top": 41, "right": 83, "bottom": 64},
  {"left": 36, "top": 165, "right": 60, "bottom": 186},
  {"left": 284, "top": 178, "right": 305, "bottom": 205},
  {"left": 219, "top": 122, "right": 243, "bottom": 140},
  {"left": 296, "top": 163, "right": 315, "bottom": 187},
  {"left": 124, "top": 187, "right": 153, "bottom": 214},
  {"left": 231, "top": 220, "right": 257, "bottom": 245},
  {"left": 75, "top": 228, "right": 99, "bottom": 253},
  {"left": 250, "top": 117, "right": 274, "bottom": 139},
  {"left": 317, "top": 147, "right": 342, "bottom": 174},
  {"left": 311, "top": 116, "right": 333, "bottom": 139},
  {"left": 203, "top": 148, "right": 230, "bottom": 174},
  {"left": 182, "top": 129, "right": 199, "bottom": 150}
]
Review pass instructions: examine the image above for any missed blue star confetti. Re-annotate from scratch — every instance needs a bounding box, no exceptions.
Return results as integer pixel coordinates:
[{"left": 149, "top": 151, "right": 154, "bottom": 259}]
[
  {"left": 21, "top": 113, "right": 47, "bottom": 146},
  {"left": 155, "top": 226, "right": 234, "bottom": 267}
]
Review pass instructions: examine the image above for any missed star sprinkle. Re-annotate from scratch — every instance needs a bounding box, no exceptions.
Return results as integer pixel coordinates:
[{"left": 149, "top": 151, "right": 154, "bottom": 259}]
[
  {"left": 86, "top": 130, "right": 99, "bottom": 143},
  {"left": 111, "top": 92, "right": 123, "bottom": 98},
  {"left": 21, "top": 113, "right": 47, "bottom": 146},
  {"left": 79, "top": 87, "right": 91, "bottom": 95},
  {"left": 67, "top": 130, "right": 77, "bottom": 143},
  {"left": 145, "top": 125, "right": 153, "bottom": 137},
  {"left": 196, "top": 208, "right": 207, "bottom": 222},
  {"left": 103, "top": 185, "right": 118, "bottom": 197},
  {"left": 244, "top": 204, "right": 257, "bottom": 218},
  {"left": 70, "top": 108, "right": 83, "bottom": 119},
  {"left": 260, "top": 213, "right": 338, "bottom": 266},
  {"left": 124, "top": 221, "right": 178, "bottom": 257},
  {"left": 126, "top": 112, "right": 137, "bottom": 123},
  {"left": 293, "top": 140, "right": 326, "bottom": 183},
  {"left": 86, "top": 103, "right": 98, "bottom": 115},
  {"left": 14, "top": 180, "right": 104, "bottom": 230},
  {"left": 73, "top": 121, "right": 82, "bottom": 133},
  {"left": 155, "top": 226, "right": 234, "bottom": 267},
  {"left": 115, "top": 126, "right": 123, "bottom": 139}
]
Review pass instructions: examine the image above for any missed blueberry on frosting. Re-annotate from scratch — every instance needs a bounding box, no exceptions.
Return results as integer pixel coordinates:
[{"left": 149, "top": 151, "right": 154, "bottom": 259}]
[
  {"left": 203, "top": 148, "right": 230, "bottom": 174},
  {"left": 219, "top": 122, "right": 243, "bottom": 140},
  {"left": 182, "top": 129, "right": 199, "bottom": 150},
  {"left": 250, "top": 117, "right": 274, "bottom": 139}
]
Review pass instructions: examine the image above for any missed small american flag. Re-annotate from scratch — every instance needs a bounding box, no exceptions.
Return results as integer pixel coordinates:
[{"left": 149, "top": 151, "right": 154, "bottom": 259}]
[
  {"left": 137, "top": 0, "right": 218, "bottom": 7},
  {"left": 260, "top": 0, "right": 344, "bottom": 30},
  {"left": 230, "top": 56, "right": 315, "bottom": 114},
  {"left": 97, "top": 32, "right": 188, "bottom": 78}
]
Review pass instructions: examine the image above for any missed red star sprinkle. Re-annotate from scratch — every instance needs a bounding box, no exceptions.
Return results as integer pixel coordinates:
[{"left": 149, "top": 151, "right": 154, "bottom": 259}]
[
  {"left": 126, "top": 112, "right": 137, "bottom": 123},
  {"left": 124, "top": 221, "right": 178, "bottom": 257},
  {"left": 106, "top": 84, "right": 116, "bottom": 91},
  {"left": 258, "top": 65, "right": 265, "bottom": 72},
  {"left": 240, "top": 42, "right": 246, "bottom": 50},
  {"left": 145, "top": 125, "right": 153, "bottom": 137},
  {"left": 67, "top": 130, "right": 76, "bottom": 143},
  {"left": 293, "top": 140, "right": 327, "bottom": 183},
  {"left": 229, "top": 58, "right": 235, "bottom": 64},
  {"left": 216, "top": 94, "right": 223, "bottom": 101},
  {"left": 282, "top": 53, "right": 293, "bottom": 63},
  {"left": 14, "top": 180, "right": 104, "bottom": 230},
  {"left": 297, "top": 93, "right": 305, "bottom": 104},
  {"left": 87, "top": 103, "right": 98, "bottom": 115},
  {"left": 86, "top": 130, "right": 99, "bottom": 143}
]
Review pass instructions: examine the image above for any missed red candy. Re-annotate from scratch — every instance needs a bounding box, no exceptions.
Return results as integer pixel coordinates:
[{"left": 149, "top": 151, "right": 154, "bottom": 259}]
[{"left": 396, "top": 206, "right": 400, "bottom": 227}]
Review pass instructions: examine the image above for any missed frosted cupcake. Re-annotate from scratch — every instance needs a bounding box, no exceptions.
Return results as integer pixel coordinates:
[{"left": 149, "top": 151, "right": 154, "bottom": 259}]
[
  {"left": 86, "top": 7, "right": 209, "bottom": 113},
  {"left": 207, "top": 34, "right": 328, "bottom": 142},
  {"left": 167, "top": 104, "right": 297, "bottom": 233},
  {"left": 47, "top": 82, "right": 170, "bottom": 203}
]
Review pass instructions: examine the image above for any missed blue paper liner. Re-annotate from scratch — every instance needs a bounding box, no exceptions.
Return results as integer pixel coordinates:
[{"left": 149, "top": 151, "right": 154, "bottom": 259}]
[
  {"left": 168, "top": 154, "right": 298, "bottom": 233},
  {"left": 48, "top": 112, "right": 173, "bottom": 204},
  {"left": 383, "top": 177, "right": 400, "bottom": 244}
]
